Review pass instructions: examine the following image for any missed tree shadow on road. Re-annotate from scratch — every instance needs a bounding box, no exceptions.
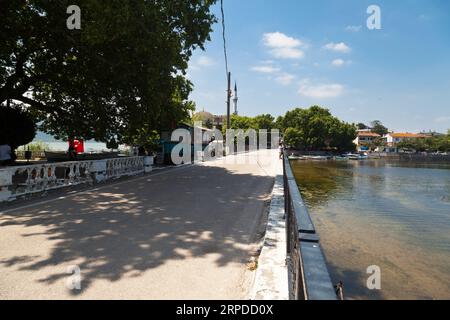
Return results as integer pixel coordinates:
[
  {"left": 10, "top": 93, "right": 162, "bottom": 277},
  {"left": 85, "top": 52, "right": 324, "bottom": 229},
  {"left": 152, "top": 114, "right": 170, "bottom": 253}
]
[{"left": 0, "top": 165, "right": 274, "bottom": 297}]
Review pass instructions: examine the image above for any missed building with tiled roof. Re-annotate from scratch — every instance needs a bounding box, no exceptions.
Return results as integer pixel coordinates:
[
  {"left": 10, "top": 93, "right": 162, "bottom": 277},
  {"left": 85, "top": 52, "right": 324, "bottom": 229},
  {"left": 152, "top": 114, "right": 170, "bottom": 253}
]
[
  {"left": 385, "top": 132, "right": 427, "bottom": 147},
  {"left": 353, "top": 130, "right": 382, "bottom": 151}
]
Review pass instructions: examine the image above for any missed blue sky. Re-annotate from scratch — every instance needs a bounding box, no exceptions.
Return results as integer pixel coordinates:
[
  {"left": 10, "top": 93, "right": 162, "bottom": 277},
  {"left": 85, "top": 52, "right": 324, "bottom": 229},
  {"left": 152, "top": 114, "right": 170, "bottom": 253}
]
[{"left": 187, "top": 0, "right": 450, "bottom": 133}]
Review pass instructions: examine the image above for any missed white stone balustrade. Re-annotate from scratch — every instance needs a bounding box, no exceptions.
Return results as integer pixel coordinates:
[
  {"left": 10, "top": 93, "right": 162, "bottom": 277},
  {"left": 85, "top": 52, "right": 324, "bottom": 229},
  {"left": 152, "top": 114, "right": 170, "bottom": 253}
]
[
  {"left": 105, "top": 156, "right": 146, "bottom": 179},
  {"left": 0, "top": 156, "right": 153, "bottom": 202}
]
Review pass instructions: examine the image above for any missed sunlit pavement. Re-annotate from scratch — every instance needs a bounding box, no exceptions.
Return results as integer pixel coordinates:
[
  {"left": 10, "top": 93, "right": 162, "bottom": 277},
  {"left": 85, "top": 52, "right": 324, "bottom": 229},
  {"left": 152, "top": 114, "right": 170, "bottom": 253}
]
[{"left": 0, "top": 150, "right": 278, "bottom": 299}]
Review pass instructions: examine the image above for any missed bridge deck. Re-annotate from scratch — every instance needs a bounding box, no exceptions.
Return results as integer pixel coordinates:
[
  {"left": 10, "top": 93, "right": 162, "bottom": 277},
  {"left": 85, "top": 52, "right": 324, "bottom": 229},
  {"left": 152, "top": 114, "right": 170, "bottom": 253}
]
[{"left": 0, "top": 150, "right": 278, "bottom": 299}]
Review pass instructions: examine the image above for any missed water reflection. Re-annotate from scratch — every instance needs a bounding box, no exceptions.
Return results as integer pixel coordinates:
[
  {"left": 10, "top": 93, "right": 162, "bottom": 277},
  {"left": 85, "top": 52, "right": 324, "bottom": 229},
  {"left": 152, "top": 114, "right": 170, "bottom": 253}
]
[{"left": 291, "top": 160, "right": 450, "bottom": 300}]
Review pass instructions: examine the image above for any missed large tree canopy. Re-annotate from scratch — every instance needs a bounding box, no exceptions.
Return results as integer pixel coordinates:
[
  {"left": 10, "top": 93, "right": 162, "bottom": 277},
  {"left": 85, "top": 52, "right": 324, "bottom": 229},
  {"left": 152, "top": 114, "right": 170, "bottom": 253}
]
[
  {"left": 278, "top": 106, "right": 357, "bottom": 152},
  {"left": 0, "top": 0, "right": 217, "bottom": 145}
]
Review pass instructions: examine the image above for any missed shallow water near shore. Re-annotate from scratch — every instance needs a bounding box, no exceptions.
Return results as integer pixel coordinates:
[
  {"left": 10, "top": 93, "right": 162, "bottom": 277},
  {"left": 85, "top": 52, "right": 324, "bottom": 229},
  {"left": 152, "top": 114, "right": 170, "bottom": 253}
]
[{"left": 291, "top": 160, "right": 450, "bottom": 300}]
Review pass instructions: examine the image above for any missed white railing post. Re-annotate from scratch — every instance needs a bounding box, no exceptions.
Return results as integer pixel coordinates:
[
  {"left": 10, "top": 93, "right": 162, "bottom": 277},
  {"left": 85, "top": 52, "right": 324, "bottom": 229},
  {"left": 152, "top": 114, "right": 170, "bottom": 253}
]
[
  {"left": 91, "top": 160, "right": 107, "bottom": 183},
  {"left": 144, "top": 156, "right": 154, "bottom": 173},
  {"left": 0, "top": 156, "right": 151, "bottom": 203},
  {"left": 0, "top": 169, "right": 13, "bottom": 202}
]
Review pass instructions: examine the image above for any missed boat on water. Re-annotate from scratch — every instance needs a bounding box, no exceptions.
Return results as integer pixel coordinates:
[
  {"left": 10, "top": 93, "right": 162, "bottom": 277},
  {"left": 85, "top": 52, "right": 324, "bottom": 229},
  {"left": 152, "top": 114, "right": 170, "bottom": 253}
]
[
  {"left": 289, "top": 154, "right": 332, "bottom": 161},
  {"left": 346, "top": 153, "right": 368, "bottom": 160},
  {"left": 335, "top": 155, "right": 349, "bottom": 161},
  {"left": 303, "top": 155, "right": 331, "bottom": 161},
  {"left": 45, "top": 151, "right": 120, "bottom": 162}
]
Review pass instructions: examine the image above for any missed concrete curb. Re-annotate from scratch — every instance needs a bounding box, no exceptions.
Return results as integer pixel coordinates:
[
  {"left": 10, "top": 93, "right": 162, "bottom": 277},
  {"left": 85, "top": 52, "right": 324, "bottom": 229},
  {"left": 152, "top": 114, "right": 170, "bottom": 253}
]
[{"left": 250, "top": 160, "right": 289, "bottom": 300}]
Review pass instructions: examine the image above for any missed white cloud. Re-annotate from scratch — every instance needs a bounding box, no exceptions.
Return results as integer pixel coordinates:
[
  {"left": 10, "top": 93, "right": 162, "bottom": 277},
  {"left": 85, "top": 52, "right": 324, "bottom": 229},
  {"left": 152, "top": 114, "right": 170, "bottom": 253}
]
[
  {"left": 262, "top": 32, "right": 305, "bottom": 59},
  {"left": 196, "top": 56, "right": 216, "bottom": 67},
  {"left": 332, "top": 59, "right": 345, "bottom": 66},
  {"left": 263, "top": 32, "right": 303, "bottom": 48},
  {"left": 332, "top": 59, "right": 351, "bottom": 67},
  {"left": 323, "top": 42, "right": 351, "bottom": 53},
  {"left": 189, "top": 55, "right": 216, "bottom": 70},
  {"left": 251, "top": 65, "right": 280, "bottom": 74},
  {"left": 275, "top": 73, "right": 296, "bottom": 86},
  {"left": 345, "top": 25, "right": 362, "bottom": 32},
  {"left": 270, "top": 47, "right": 304, "bottom": 59},
  {"left": 298, "top": 81, "right": 344, "bottom": 98}
]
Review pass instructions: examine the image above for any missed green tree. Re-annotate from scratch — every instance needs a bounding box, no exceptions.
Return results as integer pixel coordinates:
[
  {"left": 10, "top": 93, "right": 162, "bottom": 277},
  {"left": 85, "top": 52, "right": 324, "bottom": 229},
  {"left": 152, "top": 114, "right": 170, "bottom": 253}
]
[
  {"left": 278, "top": 106, "right": 356, "bottom": 152},
  {"left": 283, "top": 128, "right": 303, "bottom": 148},
  {"left": 253, "top": 114, "right": 275, "bottom": 131},
  {"left": 397, "top": 134, "right": 450, "bottom": 153},
  {"left": 370, "top": 120, "right": 389, "bottom": 136},
  {"left": 368, "top": 136, "right": 386, "bottom": 151},
  {"left": 275, "top": 116, "right": 284, "bottom": 131},
  {"left": 223, "top": 114, "right": 256, "bottom": 133},
  {"left": 1, "top": 0, "right": 217, "bottom": 147},
  {"left": 357, "top": 123, "right": 368, "bottom": 130},
  {"left": 397, "top": 138, "right": 426, "bottom": 152}
]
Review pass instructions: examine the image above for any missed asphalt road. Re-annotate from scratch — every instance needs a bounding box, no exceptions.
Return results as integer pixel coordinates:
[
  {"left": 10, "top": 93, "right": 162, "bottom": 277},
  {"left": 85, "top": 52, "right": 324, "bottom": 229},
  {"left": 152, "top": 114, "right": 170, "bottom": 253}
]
[{"left": 0, "top": 150, "right": 278, "bottom": 299}]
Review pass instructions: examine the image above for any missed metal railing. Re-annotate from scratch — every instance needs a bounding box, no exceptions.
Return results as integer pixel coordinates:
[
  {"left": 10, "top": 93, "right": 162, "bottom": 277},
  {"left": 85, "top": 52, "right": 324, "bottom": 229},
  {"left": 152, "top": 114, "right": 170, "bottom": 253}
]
[
  {"left": 15, "top": 150, "right": 46, "bottom": 160},
  {"left": 283, "top": 154, "right": 337, "bottom": 300}
]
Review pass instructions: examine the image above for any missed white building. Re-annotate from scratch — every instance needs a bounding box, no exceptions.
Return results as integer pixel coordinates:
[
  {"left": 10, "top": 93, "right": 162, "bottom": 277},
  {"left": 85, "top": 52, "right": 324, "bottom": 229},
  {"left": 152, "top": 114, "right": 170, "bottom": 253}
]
[
  {"left": 385, "top": 133, "right": 426, "bottom": 148},
  {"left": 353, "top": 130, "right": 381, "bottom": 151}
]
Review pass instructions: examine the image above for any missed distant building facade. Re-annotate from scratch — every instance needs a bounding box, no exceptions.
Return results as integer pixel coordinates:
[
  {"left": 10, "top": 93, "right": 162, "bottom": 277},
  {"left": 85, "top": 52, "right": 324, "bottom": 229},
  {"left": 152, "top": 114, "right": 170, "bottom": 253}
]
[
  {"left": 385, "top": 133, "right": 427, "bottom": 148},
  {"left": 353, "top": 130, "right": 381, "bottom": 151}
]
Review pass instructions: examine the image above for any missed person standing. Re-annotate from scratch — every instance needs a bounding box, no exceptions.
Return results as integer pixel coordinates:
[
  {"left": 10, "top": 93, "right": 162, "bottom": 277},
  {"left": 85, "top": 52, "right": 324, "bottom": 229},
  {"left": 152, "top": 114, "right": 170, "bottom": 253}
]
[
  {"left": 0, "top": 144, "right": 12, "bottom": 166},
  {"left": 278, "top": 143, "right": 284, "bottom": 159}
]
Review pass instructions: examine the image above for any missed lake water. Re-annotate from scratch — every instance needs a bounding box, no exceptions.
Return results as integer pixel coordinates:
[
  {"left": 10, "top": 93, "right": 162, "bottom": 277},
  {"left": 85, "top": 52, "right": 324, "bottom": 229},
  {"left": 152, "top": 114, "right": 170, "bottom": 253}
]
[
  {"left": 44, "top": 142, "right": 108, "bottom": 152},
  {"left": 291, "top": 160, "right": 450, "bottom": 300}
]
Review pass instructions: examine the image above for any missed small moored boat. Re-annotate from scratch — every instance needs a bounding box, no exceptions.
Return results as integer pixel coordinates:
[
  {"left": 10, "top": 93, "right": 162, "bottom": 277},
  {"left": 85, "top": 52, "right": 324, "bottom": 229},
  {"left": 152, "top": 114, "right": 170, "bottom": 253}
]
[{"left": 346, "top": 153, "right": 368, "bottom": 160}]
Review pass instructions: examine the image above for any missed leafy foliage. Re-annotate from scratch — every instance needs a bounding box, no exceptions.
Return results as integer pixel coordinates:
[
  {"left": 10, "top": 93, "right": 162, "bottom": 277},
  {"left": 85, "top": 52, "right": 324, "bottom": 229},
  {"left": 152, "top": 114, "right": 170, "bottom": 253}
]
[
  {"left": 370, "top": 120, "right": 389, "bottom": 136},
  {"left": 0, "top": 0, "right": 217, "bottom": 145},
  {"left": 397, "top": 134, "right": 450, "bottom": 152},
  {"left": 222, "top": 114, "right": 276, "bottom": 132},
  {"left": 283, "top": 128, "right": 303, "bottom": 149},
  {"left": 277, "top": 106, "right": 356, "bottom": 152},
  {"left": 357, "top": 123, "right": 369, "bottom": 130},
  {"left": 253, "top": 114, "right": 275, "bottom": 131}
]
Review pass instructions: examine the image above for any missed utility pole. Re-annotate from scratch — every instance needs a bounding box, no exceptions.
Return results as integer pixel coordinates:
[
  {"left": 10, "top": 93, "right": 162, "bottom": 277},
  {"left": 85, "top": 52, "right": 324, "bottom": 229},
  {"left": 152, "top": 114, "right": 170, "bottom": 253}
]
[
  {"left": 226, "top": 71, "right": 231, "bottom": 130},
  {"left": 233, "top": 82, "right": 238, "bottom": 115}
]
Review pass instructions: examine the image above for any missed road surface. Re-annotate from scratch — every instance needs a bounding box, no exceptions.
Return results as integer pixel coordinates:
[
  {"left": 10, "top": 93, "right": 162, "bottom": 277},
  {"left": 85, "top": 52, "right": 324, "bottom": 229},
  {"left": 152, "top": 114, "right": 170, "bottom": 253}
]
[{"left": 0, "top": 150, "right": 278, "bottom": 299}]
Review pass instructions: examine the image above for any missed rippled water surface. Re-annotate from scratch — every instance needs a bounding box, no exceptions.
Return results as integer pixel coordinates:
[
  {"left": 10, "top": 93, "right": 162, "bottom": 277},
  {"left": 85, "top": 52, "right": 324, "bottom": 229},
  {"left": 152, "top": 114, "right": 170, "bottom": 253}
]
[{"left": 291, "top": 160, "right": 450, "bottom": 300}]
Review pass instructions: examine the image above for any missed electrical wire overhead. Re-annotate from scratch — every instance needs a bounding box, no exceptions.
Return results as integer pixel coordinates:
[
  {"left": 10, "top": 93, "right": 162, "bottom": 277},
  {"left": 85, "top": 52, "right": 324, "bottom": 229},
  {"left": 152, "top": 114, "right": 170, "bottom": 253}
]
[{"left": 220, "top": 0, "right": 229, "bottom": 79}]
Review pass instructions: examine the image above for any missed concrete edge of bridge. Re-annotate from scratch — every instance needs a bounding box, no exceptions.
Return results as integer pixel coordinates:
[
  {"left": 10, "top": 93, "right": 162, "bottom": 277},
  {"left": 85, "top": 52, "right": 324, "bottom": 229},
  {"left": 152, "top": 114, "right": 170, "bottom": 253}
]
[{"left": 250, "top": 160, "right": 289, "bottom": 300}]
